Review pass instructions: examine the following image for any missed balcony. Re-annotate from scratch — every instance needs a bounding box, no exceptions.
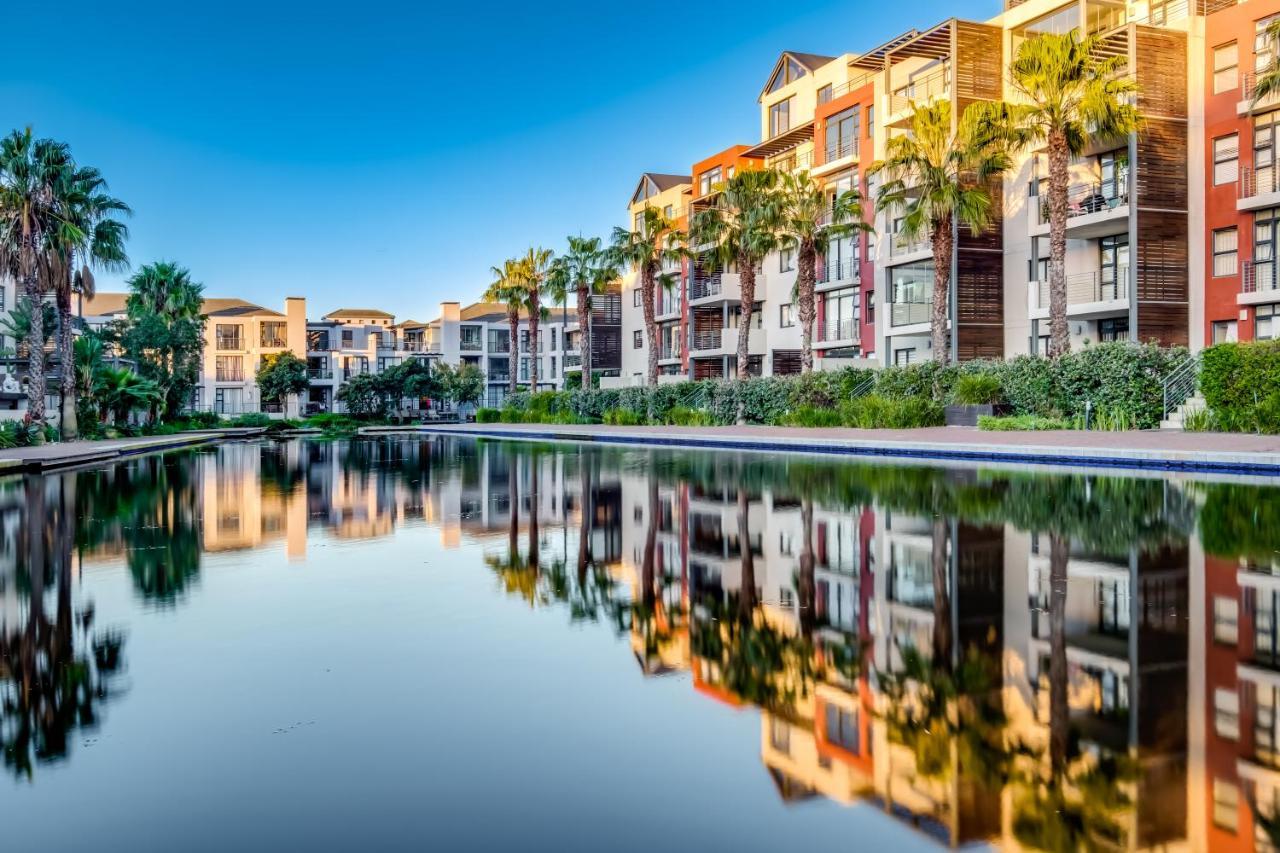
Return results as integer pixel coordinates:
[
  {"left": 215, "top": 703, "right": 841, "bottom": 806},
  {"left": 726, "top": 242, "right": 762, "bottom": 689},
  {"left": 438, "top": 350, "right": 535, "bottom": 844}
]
[
  {"left": 818, "top": 318, "right": 859, "bottom": 345},
  {"left": 812, "top": 137, "right": 860, "bottom": 177},
  {"left": 401, "top": 339, "right": 429, "bottom": 353},
  {"left": 1239, "top": 72, "right": 1280, "bottom": 116},
  {"left": 888, "top": 66, "right": 950, "bottom": 124},
  {"left": 690, "top": 273, "right": 723, "bottom": 303},
  {"left": 260, "top": 335, "right": 287, "bottom": 348},
  {"left": 691, "top": 329, "right": 723, "bottom": 351},
  {"left": 1238, "top": 166, "right": 1280, "bottom": 212},
  {"left": 1033, "top": 182, "right": 1129, "bottom": 239},
  {"left": 1242, "top": 260, "right": 1280, "bottom": 306},
  {"left": 564, "top": 354, "right": 582, "bottom": 368},
  {"left": 308, "top": 369, "right": 334, "bottom": 380},
  {"left": 817, "top": 258, "right": 860, "bottom": 291},
  {"left": 1028, "top": 267, "right": 1128, "bottom": 319},
  {"left": 888, "top": 232, "right": 930, "bottom": 261},
  {"left": 459, "top": 338, "right": 483, "bottom": 352},
  {"left": 889, "top": 300, "right": 931, "bottom": 328},
  {"left": 487, "top": 337, "right": 511, "bottom": 354},
  {"left": 659, "top": 343, "right": 682, "bottom": 362}
]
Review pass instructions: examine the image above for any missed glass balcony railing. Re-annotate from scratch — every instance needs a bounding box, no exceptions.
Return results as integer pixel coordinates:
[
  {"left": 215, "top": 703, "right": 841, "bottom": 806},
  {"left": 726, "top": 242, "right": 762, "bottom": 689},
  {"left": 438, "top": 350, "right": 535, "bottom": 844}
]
[
  {"left": 820, "top": 319, "right": 859, "bottom": 343},
  {"left": 889, "top": 300, "right": 931, "bottom": 327},
  {"left": 890, "top": 67, "right": 950, "bottom": 115}
]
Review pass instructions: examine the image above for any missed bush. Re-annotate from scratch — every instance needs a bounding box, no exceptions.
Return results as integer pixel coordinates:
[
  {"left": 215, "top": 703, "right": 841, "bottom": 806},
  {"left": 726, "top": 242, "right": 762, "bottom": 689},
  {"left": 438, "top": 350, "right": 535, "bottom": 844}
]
[
  {"left": 777, "top": 406, "right": 845, "bottom": 428},
  {"left": 228, "top": 412, "right": 273, "bottom": 428},
  {"left": 664, "top": 406, "right": 716, "bottom": 427},
  {"left": 0, "top": 420, "right": 48, "bottom": 448},
  {"left": 476, "top": 408, "right": 501, "bottom": 423},
  {"left": 1201, "top": 341, "right": 1280, "bottom": 434},
  {"left": 952, "top": 374, "right": 1003, "bottom": 405},
  {"left": 839, "top": 395, "right": 944, "bottom": 429},
  {"left": 602, "top": 408, "right": 646, "bottom": 426},
  {"left": 188, "top": 411, "right": 222, "bottom": 429},
  {"left": 304, "top": 413, "right": 362, "bottom": 434},
  {"left": 978, "top": 414, "right": 1071, "bottom": 431}
]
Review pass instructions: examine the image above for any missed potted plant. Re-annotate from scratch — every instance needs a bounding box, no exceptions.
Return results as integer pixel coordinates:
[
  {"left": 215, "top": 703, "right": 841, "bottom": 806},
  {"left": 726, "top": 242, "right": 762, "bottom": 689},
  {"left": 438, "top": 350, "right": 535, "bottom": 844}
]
[{"left": 946, "top": 374, "right": 1011, "bottom": 426}]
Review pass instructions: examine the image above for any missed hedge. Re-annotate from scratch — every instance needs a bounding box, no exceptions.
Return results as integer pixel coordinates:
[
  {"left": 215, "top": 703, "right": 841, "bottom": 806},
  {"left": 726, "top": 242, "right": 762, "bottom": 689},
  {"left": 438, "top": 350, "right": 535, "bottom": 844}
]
[
  {"left": 497, "top": 343, "right": 1186, "bottom": 430},
  {"left": 1200, "top": 340, "right": 1280, "bottom": 434}
]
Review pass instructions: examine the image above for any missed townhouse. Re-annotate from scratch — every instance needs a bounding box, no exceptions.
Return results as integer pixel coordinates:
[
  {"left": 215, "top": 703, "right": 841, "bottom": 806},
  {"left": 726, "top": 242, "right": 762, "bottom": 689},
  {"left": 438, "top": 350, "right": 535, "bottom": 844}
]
[{"left": 618, "top": 0, "right": 1220, "bottom": 378}]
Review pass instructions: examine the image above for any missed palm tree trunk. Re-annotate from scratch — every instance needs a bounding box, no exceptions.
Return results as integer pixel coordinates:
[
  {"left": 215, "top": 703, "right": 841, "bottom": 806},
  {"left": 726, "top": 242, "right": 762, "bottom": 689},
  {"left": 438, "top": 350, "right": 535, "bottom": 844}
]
[
  {"left": 1048, "top": 531, "right": 1069, "bottom": 776},
  {"left": 529, "top": 300, "right": 540, "bottom": 392},
  {"left": 931, "top": 516, "right": 952, "bottom": 672},
  {"left": 737, "top": 253, "right": 756, "bottom": 381},
  {"left": 930, "top": 219, "right": 953, "bottom": 366},
  {"left": 21, "top": 226, "right": 47, "bottom": 434},
  {"left": 797, "top": 241, "right": 817, "bottom": 374},
  {"left": 1047, "top": 127, "right": 1070, "bottom": 360},
  {"left": 57, "top": 275, "right": 78, "bottom": 441},
  {"left": 508, "top": 313, "right": 519, "bottom": 396},
  {"left": 576, "top": 285, "right": 591, "bottom": 386},
  {"left": 642, "top": 264, "right": 659, "bottom": 387}
]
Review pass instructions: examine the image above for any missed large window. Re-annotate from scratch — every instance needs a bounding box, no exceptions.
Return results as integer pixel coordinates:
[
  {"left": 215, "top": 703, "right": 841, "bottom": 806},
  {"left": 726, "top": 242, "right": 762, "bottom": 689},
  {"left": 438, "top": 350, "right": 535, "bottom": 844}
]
[
  {"left": 766, "top": 57, "right": 805, "bottom": 94},
  {"left": 822, "top": 287, "right": 860, "bottom": 341},
  {"left": 260, "top": 321, "right": 287, "bottom": 348},
  {"left": 779, "top": 244, "right": 795, "bottom": 273},
  {"left": 826, "top": 107, "right": 860, "bottom": 161},
  {"left": 1213, "top": 779, "right": 1240, "bottom": 831},
  {"left": 215, "top": 324, "right": 242, "bottom": 350},
  {"left": 1214, "top": 596, "right": 1240, "bottom": 643},
  {"left": 307, "top": 329, "right": 330, "bottom": 350},
  {"left": 698, "top": 166, "right": 722, "bottom": 197},
  {"left": 215, "top": 355, "right": 243, "bottom": 382},
  {"left": 824, "top": 704, "right": 859, "bottom": 753},
  {"left": 1214, "top": 227, "right": 1239, "bottom": 277},
  {"left": 1257, "top": 15, "right": 1280, "bottom": 74},
  {"left": 341, "top": 329, "right": 354, "bottom": 348},
  {"left": 1214, "top": 134, "right": 1239, "bottom": 186},
  {"left": 1214, "top": 42, "right": 1239, "bottom": 95},
  {"left": 1255, "top": 207, "right": 1280, "bottom": 295},
  {"left": 1259, "top": 302, "right": 1280, "bottom": 340},
  {"left": 1099, "top": 149, "right": 1129, "bottom": 202},
  {"left": 1098, "top": 317, "right": 1128, "bottom": 342},
  {"left": 1100, "top": 235, "right": 1129, "bottom": 300},
  {"left": 816, "top": 84, "right": 832, "bottom": 105},
  {"left": 779, "top": 303, "right": 795, "bottom": 328},
  {"left": 1255, "top": 111, "right": 1280, "bottom": 194},
  {"left": 769, "top": 97, "right": 792, "bottom": 137}
]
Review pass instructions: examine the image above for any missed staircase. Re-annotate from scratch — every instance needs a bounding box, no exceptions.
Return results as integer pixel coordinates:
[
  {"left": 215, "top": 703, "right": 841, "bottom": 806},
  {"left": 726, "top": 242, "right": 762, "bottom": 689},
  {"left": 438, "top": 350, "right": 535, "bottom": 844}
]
[{"left": 1160, "top": 394, "right": 1206, "bottom": 431}]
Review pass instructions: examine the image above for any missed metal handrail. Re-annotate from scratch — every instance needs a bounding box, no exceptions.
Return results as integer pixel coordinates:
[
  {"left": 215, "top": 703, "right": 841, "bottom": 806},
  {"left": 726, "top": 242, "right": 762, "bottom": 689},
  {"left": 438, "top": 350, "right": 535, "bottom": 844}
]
[
  {"left": 1240, "top": 165, "right": 1279, "bottom": 200},
  {"left": 1244, "top": 259, "right": 1280, "bottom": 294},
  {"left": 1162, "top": 354, "right": 1200, "bottom": 420},
  {"left": 890, "top": 66, "right": 949, "bottom": 114},
  {"left": 1039, "top": 181, "right": 1128, "bottom": 223},
  {"left": 849, "top": 375, "right": 876, "bottom": 399},
  {"left": 818, "top": 258, "right": 860, "bottom": 285},
  {"left": 820, "top": 319, "right": 858, "bottom": 342}
]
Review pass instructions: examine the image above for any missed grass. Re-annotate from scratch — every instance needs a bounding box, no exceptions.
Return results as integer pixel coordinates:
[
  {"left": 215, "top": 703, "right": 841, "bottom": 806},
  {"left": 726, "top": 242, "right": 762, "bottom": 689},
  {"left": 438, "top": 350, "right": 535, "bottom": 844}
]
[{"left": 978, "top": 414, "right": 1072, "bottom": 431}]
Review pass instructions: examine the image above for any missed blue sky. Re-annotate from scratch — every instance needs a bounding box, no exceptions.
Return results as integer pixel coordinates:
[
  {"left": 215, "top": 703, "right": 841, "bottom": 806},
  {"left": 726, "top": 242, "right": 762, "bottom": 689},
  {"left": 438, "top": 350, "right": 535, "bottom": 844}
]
[{"left": 8, "top": 0, "right": 990, "bottom": 321}]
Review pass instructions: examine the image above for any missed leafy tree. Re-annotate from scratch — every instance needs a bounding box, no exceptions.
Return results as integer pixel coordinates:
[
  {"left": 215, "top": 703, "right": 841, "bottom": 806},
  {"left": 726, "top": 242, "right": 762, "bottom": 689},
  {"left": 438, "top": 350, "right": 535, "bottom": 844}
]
[
  {"left": 776, "top": 171, "right": 870, "bottom": 373},
  {"left": 94, "top": 366, "right": 162, "bottom": 426},
  {"left": 121, "top": 262, "right": 205, "bottom": 420},
  {"left": 336, "top": 372, "right": 386, "bottom": 418},
  {"left": 691, "top": 169, "right": 783, "bottom": 383},
  {"left": 871, "top": 101, "right": 1010, "bottom": 364},
  {"left": 255, "top": 351, "right": 309, "bottom": 409},
  {"left": 999, "top": 32, "right": 1139, "bottom": 358},
  {"left": 609, "top": 207, "right": 686, "bottom": 387},
  {"left": 438, "top": 361, "right": 484, "bottom": 409}
]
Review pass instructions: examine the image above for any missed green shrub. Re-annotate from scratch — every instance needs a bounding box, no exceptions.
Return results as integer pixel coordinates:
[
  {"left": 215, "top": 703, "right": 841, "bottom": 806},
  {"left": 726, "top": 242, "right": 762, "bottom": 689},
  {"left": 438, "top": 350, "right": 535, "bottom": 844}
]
[
  {"left": 978, "top": 414, "right": 1071, "bottom": 431},
  {"left": 664, "top": 406, "right": 716, "bottom": 427},
  {"left": 1181, "top": 407, "right": 1214, "bottom": 432},
  {"left": 0, "top": 420, "right": 49, "bottom": 448},
  {"left": 228, "top": 412, "right": 273, "bottom": 428},
  {"left": 603, "top": 408, "right": 646, "bottom": 426},
  {"left": 476, "top": 408, "right": 501, "bottom": 423},
  {"left": 1201, "top": 341, "right": 1280, "bottom": 434},
  {"left": 304, "top": 413, "right": 362, "bottom": 434},
  {"left": 952, "top": 374, "right": 1003, "bottom": 406},
  {"left": 778, "top": 406, "right": 845, "bottom": 428},
  {"left": 839, "top": 395, "right": 944, "bottom": 429},
  {"left": 188, "top": 411, "right": 222, "bottom": 429}
]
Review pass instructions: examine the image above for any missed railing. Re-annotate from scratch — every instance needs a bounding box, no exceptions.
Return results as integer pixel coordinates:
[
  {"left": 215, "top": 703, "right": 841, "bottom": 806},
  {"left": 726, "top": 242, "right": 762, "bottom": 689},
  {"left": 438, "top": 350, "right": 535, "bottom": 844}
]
[
  {"left": 823, "top": 137, "right": 859, "bottom": 164},
  {"left": 889, "top": 233, "right": 929, "bottom": 258},
  {"left": 308, "top": 369, "right": 333, "bottom": 380},
  {"left": 890, "top": 67, "right": 949, "bottom": 114},
  {"left": 215, "top": 334, "right": 243, "bottom": 351},
  {"left": 768, "top": 150, "right": 813, "bottom": 174},
  {"left": 1240, "top": 165, "right": 1279, "bottom": 201},
  {"left": 1039, "top": 181, "right": 1128, "bottom": 223},
  {"left": 1243, "top": 260, "right": 1280, "bottom": 295},
  {"left": 260, "top": 335, "right": 287, "bottom": 348},
  {"left": 459, "top": 338, "right": 483, "bottom": 352},
  {"left": 489, "top": 373, "right": 511, "bottom": 384},
  {"left": 822, "top": 71, "right": 877, "bottom": 105},
  {"left": 659, "top": 343, "right": 682, "bottom": 360},
  {"left": 1032, "top": 267, "right": 1128, "bottom": 309},
  {"left": 690, "top": 274, "right": 722, "bottom": 301},
  {"left": 890, "top": 301, "right": 931, "bottom": 327},
  {"left": 487, "top": 338, "right": 510, "bottom": 353},
  {"left": 401, "top": 340, "right": 429, "bottom": 352},
  {"left": 1162, "top": 354, "right": 1200, "bottom": 420},
  {"left": 818, "top": 258, "right": 859, "bottom": 285},
  {"left": 565, "top": 354, "right": 582, "bottom": 367},
  {"left": 692, "top": 330, "right": 723, "bottom": 351},
  {"left": 820, "top": 319, "right": 859, "bottom": 343},
  {"left": 849, "top": 374, "right": 876, "bottom": 399}
]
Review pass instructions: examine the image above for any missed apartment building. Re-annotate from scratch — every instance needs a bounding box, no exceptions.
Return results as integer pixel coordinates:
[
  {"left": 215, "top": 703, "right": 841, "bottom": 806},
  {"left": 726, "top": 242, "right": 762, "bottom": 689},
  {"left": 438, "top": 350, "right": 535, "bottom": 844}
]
[{"left": 618, "top": 0, "right": 1214, "bottom": 372}]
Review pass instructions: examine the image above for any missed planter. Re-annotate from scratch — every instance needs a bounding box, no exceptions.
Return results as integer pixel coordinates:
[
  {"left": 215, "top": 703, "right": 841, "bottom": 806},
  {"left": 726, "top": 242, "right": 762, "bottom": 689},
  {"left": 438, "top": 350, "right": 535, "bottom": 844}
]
[{"left": 945, "top": 403, "right": 1012, "bottom": 427}]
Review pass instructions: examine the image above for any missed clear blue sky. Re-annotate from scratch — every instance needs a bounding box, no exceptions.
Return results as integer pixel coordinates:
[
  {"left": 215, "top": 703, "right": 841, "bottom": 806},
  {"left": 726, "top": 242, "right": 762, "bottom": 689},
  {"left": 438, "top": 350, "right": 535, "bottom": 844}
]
[{"left": 9, "top": 0, "right": 991, "bottom": 321}]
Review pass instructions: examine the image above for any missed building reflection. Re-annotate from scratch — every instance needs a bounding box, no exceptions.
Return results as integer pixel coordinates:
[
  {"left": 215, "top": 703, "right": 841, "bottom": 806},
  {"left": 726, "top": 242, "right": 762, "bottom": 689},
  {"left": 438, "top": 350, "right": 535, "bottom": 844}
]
[{"left": 2, "top": 437, "right": 1280, "bottom": 851}]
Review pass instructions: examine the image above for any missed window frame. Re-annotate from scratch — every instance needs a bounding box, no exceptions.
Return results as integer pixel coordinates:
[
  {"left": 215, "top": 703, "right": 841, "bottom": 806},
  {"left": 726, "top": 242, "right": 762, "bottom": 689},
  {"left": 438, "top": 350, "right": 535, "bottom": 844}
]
[
  {"left": 1214, "top": 133, "right": 1239, "bottom": 186},
  {"left": 1214, "top": 41, "right": 1239, "bottom": 95},
  {"left": 1213, "top": 226, "right": 1240, "bottom": 277}
]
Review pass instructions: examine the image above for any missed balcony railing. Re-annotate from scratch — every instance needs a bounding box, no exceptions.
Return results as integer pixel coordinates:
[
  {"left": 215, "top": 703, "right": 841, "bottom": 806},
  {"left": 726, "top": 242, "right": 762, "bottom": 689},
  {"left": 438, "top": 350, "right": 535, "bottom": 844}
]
[
  {"left": 215, "top": 369, "right": 244, "bottom": 382},
  {"left": 460, "top": 338, "right": 483, "bottom": 352},
  {"left": 1240, "top": 165, "right": 1279, "bottom": 202},
  {"left": 215, "top": 334, "right": 243, "bottom": 351},
  {"left": 768, "top": 150, "right": 813, "bottom": 174},
  {"left": 1039, "top": 182, "right": 1128, "bottom": 223},
  {"left": 692, "top": 329, "right": 723, "bottom": 351},
  {"left": 818, "top": 258, "right": 860, "bottom": 285},
  {"left": 1032, "top": 266, "right": 1128, "bottom": 309},
  {"left": 401, "top": 340, "right": 428, "bottom": 352},
  {"left": 260, "top": 335, "right": 287, "bottom": 348},
  {"left": 565, "top": 354, "right": 582, "bottom": 367},
  {"left": 488, "top": 337, "right": 510, "bottom": 353},
  {"left": 890, "top": 67, "right": 950, "bottom": 114},
  {"left": 890, "top": 300, "right": 931, "bottom": 327},
  {"left": 308, "top": 369, "right": 333, "bottom": 380},
  {"left": 823, "top": 137, "right": 859, "bottom": 164},
  {"left": 489, "top": 373, "right": 511, "bottom": 384},
  {"left": 1244, "top": 260, "right": 1280, "bottom": 295},
  {"left": 820, "top": 319, "right": 859, "bottom": 343},
  {"left": 889, "top": 233, "right": 930, "bottom": 258},
  {"left": 342, "top": 366, "right": 368, "bottom": 380},
  {"left": 690, "top": 274, "right": 722, "bottom": 301},
  {"left": 659, "top": 342, "right": 683, "bottom": 360}
]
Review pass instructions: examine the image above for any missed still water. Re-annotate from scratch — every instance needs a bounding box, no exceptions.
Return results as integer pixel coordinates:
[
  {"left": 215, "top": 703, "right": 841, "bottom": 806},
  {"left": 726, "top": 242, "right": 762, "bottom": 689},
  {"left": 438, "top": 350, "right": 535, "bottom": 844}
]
[{"left": 1, "top": 436, "right": 1277, "bottom": 851}]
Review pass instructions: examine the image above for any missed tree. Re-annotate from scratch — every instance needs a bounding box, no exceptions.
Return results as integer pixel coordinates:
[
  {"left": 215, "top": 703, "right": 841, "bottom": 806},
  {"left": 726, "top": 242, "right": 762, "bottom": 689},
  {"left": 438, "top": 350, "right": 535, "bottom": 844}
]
[
  {"left": 690, "top": 169, "right": 783, "bottom": 384},
  {"left": 871, "top": 101, "right": 1010, "bottom": 365},
  {"left": 122, "top": 262, "right": 205, "bottom": 420},
  {"left": 484, "top": 259, "right": 526, "bottom": 397},
  {"left": 1256, "top": 20, "right": 1280, "bottom": 106},
  {"left": 93, "top": 366, "right": 161, "bottom": 426},
  {"left": 546, "top": 236, "right": 619, "bottom": 383},
  {"left": 336, "top": 372, "right": 385, "bottom": 418},
  {"left": 609, "top": 207, "right": 686, "bottom": 387},
  {"left": 1001, "top": 32, "right": 1139, "bottom": 358},
  {"left": 49, "top": 163, "right": 130, "bottom": 439},
  {"left": 0, "top": 130, "right": 73, "bottom": 435},
  {"left": 439, "top": 361, "right": 484, "bottom": 410},
  {"left": 517, "top": 247, "right": 554, "bottom": 392},
  {"left": 776, "top": 171, "right": 870, "bottom": 373},
  {"left": 255, "top": 352, "right": 309, "bottom": 411}
]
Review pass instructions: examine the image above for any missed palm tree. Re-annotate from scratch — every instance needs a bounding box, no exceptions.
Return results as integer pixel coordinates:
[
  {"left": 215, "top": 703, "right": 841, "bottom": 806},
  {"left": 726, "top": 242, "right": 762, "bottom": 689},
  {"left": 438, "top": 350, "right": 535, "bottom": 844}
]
[
  {"left": 546, "top": 236, "right": 618, "bottom": 385},
  {"left": 777, "top": 171, "right": 870, "bottom": 373},
  {"left": 1252, "top": 20, "right": 1280, "bottom": 105},
  {"left": 872, "top": 101, "right": 1010, "bottom": 365},
  {"left": 94, "top": 366, "right": 161, "bottom": 426},
  {"left": 50, "top": 163, "right": 130, "bottom": 439},
  {"left": 484, "top": 259, "right": 526, "bottom": 396},
  {"left": 0, "top": 130, "right": 73, "bottom": 435},
  {"left": 125, "top": 261, "right": 204, "bottom": 419},
  {"left": 517, "top": 247, "right": 554, "bottom": 392},
  {"left": 690, "top": 169, "right": 783, "bottom": 382},
  {"left": 609, "top": 207, "right": 686, "bottom": 387}
]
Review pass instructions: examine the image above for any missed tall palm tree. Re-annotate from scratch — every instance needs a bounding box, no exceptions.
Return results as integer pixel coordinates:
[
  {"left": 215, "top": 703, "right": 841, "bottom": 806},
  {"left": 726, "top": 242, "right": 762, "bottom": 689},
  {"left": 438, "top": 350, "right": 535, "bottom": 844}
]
[
  {"left": 484, "top": 259, "right": 526, "bottom": 396},
  {"left": 1001, "top": 32, "right": 1139, "bottom": 358},
  {"left": 51, "top": 164, "right": 130, "bottom": 439},
  {"left": 691, "top": 169, "right": 783, "bottom": 382},
  {"left": 0, "top": 130, "right": 73, "bottom": 435},
  {"left": 517, "top": 247, "right": 554, "bottom": 393},
  {"left": 609, "top": 207, "right": 686, "bottom": 387},
  {"left": 872, "top": 101, "right": 1010, "bottom": 365},
  {"left": 546, "top": 236, "right": 618, "bottom": 385},
  {"left": 777, "top": 171, "right": 870, "bottom": 373},
  {"left": 125, "top": 261, "right": 204, "bottom": 419}
]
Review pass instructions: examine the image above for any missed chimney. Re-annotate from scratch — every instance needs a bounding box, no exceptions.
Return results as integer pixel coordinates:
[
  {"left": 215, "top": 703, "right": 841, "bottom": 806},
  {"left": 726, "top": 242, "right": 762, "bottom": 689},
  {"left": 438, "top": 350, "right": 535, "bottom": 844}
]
[{"left": 285, "top": 297, "right": 307, "bottom": 358}]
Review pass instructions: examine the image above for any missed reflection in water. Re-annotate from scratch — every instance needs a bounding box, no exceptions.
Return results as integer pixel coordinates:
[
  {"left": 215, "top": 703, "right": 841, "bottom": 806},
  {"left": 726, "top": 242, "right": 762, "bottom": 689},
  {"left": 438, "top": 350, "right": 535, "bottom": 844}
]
[{"left": 1, "top": 436, "right": 1280, "bottom": 849}]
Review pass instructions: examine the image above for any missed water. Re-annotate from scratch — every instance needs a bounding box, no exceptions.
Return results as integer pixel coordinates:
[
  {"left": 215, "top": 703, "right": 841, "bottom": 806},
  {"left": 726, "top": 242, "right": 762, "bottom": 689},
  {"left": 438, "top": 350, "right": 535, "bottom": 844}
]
[{"left": 0, "top": 436, "right": 1276, "bottom": 851}]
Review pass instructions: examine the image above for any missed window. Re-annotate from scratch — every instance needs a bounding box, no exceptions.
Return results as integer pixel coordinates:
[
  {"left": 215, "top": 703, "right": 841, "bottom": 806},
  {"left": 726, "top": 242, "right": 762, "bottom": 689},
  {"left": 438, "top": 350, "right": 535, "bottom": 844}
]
[
  {"left": 779, "top": 245, "right": 796, "bottom": 272},
  {"left": 1213, "top": 779, "right": 1239, "bottom": 831},
  {"left": 1215, "top": 688, "right": 1241, "bottom": 740},
  {"left": 550, "top": 328, "right": 558, "bottom": 351},
  {"left": 633, "top": 211, "right": 644, "bottom": 233},
  {"left": 769, "top": 718, "right": 791, "bottom": 754},
  {"left": 550, "top": 356, "right": 557, "bottom": 378},
  {"left": 698, "top": 166, "right": 722, "bottom": 196},
  {"left": 307, "top": 329, "right": 330, "bottom": 350},
  {"left": 1258, "top": 15, "right": 1280, "bottom": 74},
  {"left": 1214, "top": 134, "right": 1239, "bottom": 186},
  {"left": 1214, "top": 227, "right": 1239, "bottom": 277},
  {"left": 769, "top": 98, "right": 792, "bottom": 137},
  {"left": 215, "top": 355, "right": 244, "bottom": 382},
  {"left": 1259, "top": 302, "right": 1280, "bottom": 340},
  {"left": 766, "top": 57, "right": 805, "bottom": 94},
  {"left": 826, "top": 107, "right": 860, "bottom": 161},
  {"left": 663, "top": 204, "right": 673, "bottom": 219},
  {"left": 825, "top": 705, "right": 859, "bottom": 753},
  {"left": 260, "top": 321, "right": 287, "bottom": 348},
  {"left": 341, "top": 329, "right": 354, "bottom": 348},
  {"left": 215, "top": 324, "right": 243, "bottom": 351},
  {"left": 1099, "top": 149, "right": 1129, "bottom": 202},
  {"left": 1212, "top": 320, "right": 1239, "bottom": 343},
  {"left": 894, "top": 347, "right": 915, "bottom": 366},
  {"left": 866, "top": 105, "right": 874, "bottom": 139},
  {"left": 1098, "top": 317, "right": 1128, "bottom": 342},
  {"left": 1214, "top": 596, "right": 1240, "bottom": 643},
  {"left": 1214, "top": 42, "right": 1239, "bottom": 94},
  {"left": 633, "top": 330, "right": 643, "bottom": 348},
  {"left": 779, "top": 303, "right": 795, "bottom": 327},
  {"left": 816, "top": 83, "right": 832, "bottom": 105}
]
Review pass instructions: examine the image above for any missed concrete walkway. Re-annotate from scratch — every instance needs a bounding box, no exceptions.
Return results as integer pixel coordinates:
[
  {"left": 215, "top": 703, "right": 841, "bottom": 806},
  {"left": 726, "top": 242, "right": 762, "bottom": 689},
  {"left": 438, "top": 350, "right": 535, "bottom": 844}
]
[
  {"left": 0, "top": 427, "right": 266, "bottom": 473},
  {"left": 399, "top": 423, "right": 1280, "bottom": 476}
]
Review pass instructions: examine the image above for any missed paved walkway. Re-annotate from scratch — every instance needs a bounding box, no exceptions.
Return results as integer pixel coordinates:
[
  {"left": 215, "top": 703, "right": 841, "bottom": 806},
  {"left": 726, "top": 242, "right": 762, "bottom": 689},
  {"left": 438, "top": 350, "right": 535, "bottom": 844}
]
[
  {"left": 0, "top": 428, "right": 266, "bottom": 473},
  {"left": 402, "top": 423, "right": 1280, "bottom": 476}
]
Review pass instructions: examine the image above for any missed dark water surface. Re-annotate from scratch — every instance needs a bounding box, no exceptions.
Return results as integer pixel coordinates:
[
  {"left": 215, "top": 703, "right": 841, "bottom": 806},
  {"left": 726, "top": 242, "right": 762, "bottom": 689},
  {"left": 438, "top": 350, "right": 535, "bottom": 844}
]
[{"left": 2, "top": 436, "right": 1278, "bottom": 851}]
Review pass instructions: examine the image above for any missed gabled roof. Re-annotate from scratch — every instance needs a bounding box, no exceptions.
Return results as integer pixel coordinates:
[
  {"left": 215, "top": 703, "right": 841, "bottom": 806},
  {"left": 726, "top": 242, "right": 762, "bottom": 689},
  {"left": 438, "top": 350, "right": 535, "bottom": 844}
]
[
  {"left": 80, "top": 293, "right": 282, "bottom": 319},
  {"left": 760, "top": 51, "right": 837, "bottom": 101},
  {"left": 631, "top": 172, "right": 691, "bottom": 205},
  {"left": 323, "top": 307, "right": 395, "bottom": 320},
  {"left": 428, "top": 302, "right": 574, "bottom": 326}
]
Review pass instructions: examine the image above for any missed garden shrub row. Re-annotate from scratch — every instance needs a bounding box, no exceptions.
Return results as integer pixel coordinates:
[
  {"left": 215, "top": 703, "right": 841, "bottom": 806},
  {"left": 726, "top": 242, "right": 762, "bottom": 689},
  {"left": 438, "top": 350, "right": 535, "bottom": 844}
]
[{"left": 1199, "top": 340, "right": 1280, "bottom": 434}]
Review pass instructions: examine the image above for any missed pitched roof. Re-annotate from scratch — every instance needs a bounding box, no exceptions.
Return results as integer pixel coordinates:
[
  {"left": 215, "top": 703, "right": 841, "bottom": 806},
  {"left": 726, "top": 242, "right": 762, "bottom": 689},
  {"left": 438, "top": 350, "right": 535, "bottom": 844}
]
[
  {"left": 323, "top": 308, "right": 395, "bottom": 320},
  {"left": 631, "top": 173, "right": 692, "bottom": 206},
  {"left": 759, "top": 50, "right": 838, "bottom": 101},
  {"left": 80, "top": 293, "right": 282, "bottom": 319},
  {"left": 429, "top": 302, "right": 573, "bottom": 325},
  {"left": 80, "top": 292, "right": 128, "bottom": 317}
]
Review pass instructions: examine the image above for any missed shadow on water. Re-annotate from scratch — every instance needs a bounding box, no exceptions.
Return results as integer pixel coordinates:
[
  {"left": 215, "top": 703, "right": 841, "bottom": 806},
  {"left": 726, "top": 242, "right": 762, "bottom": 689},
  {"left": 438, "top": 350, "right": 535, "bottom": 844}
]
[{"left": 1, "top": 435, "right": 1280, "bottom": 849}]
